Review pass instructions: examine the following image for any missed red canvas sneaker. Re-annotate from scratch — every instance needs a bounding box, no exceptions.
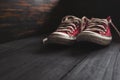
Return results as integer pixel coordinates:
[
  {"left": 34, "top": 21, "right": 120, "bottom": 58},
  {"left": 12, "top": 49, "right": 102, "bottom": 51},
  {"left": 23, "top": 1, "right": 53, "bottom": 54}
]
[
  {"left": 77, "top": 16, "right": 120, "bottom": 45},
  {"left": 43, "top": 15, "right": 82, "bottom": 45}
]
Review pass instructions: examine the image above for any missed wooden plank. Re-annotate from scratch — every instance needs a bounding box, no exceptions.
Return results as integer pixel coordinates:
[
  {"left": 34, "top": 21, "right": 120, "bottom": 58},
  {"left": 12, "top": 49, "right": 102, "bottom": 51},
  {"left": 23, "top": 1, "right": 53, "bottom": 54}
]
[
  {"left": 0, "top": 37, "right": 89, "bottom": 80},
  {"left": 0, "top": 0, "right": 59, "bottom": 43},
  {"left": 0, "top": 37, "right": 42, "bottom": 56},
  {"left": 62, "top": 42, "right": 120, "bottom": 80}
]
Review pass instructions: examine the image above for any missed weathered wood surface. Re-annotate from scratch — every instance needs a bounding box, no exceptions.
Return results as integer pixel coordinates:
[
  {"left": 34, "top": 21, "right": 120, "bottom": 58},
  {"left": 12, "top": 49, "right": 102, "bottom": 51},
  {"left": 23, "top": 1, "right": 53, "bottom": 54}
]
[
  {"left": 0, "top": 36, "right": 120, "bottom": 80},
  {"left": 0, "top": 0, "right": 58, "bottom": 43}
]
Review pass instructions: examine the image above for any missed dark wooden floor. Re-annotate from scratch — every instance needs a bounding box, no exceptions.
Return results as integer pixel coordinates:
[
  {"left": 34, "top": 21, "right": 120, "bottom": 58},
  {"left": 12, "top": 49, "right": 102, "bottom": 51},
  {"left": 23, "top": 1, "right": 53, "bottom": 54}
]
[{"left": 0, "top": 36, "right": 120, "bottom": 80}]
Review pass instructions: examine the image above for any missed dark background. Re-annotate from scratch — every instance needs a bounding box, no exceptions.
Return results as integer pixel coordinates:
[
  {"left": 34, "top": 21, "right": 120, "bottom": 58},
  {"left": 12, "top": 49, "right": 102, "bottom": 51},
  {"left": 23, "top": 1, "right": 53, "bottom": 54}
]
[
  {"left": 44, "top": 0, "right": 120, "bottom": 34},
  {"left": 0, "top": 0, "right": 120, "bottom": 43}
]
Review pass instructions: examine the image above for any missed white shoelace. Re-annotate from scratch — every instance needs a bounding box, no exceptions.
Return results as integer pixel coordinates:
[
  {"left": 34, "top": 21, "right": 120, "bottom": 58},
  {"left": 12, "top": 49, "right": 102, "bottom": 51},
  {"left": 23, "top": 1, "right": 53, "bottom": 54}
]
[
  {"left": 56, "top": 16, "right": 81, "bottom": 34},
  {"left": 85, "top": 19, "right": 108, "bottom": 32},
  {"left": 110, "top": 20, "right": 120, "bottom": 37},
  {"left": 57, "top": 23, "right": 78, "bottom": 33},
  {"left": 85, "top": 17, "right": 120, "bottom": 37}
]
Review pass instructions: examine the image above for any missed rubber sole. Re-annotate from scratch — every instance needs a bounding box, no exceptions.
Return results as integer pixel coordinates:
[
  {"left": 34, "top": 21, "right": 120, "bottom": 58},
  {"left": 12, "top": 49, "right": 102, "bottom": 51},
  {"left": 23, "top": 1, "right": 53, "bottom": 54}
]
[
  {"left": 43, "top": 36, "right": 76, "bottom": 45},
  {"left": 77, "top": 31, "right": 112, "bottom": 46}
]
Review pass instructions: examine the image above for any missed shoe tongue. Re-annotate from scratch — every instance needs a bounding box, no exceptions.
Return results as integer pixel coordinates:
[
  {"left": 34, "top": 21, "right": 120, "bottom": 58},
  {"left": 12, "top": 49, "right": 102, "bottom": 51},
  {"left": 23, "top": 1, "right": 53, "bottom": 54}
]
[
  {"left": 91, "top": 18, "right": 100, "bottom": 21},
  {"left": 63, "top": 16, "right": 81, "bottom": 23},
  {"left": 91, "top": 18, "right": 107, "bottom": 23}
]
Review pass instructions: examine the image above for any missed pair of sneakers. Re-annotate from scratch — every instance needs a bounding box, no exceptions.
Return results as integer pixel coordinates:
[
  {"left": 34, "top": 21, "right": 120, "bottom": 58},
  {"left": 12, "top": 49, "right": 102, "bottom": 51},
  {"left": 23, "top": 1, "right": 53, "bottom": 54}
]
[{"left": 43, "top": 15, "right": 120, "bottom": 45}]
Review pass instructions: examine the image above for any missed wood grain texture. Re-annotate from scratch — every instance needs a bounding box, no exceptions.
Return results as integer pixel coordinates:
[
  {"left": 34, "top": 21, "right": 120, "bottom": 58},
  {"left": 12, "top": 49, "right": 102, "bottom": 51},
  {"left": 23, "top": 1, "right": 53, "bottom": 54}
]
[
  {"left": 0, "top": 36, "right": 89, "bottom": 80},
  {"left": 0, "top": 0, "right": 58, "bottom": 43},
  {"left": 0, "top": 36, "right": 120, "bottom": 80},
  {"left": 62, "top": 44, "right": 120, "bottom": 80}
]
